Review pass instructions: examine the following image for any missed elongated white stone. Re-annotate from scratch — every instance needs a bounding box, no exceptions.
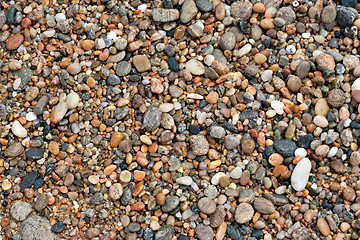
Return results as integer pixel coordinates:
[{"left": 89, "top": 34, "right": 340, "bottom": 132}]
[
  {"left": 176, "top": 176, "right": 193, "bottom": 185},
  {"left": 237, "top": 44, "right": 252, "bottom": 57},
  {"left": 291, "top": 158, "right": 311, "bottom": 192},
  {"left": 12, "top": 120, "right": 27, "bottom": 138}
]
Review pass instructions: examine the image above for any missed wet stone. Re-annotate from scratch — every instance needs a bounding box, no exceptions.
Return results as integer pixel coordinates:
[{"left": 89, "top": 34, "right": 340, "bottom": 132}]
[{"left": 25, "top": 148, "right": 44, "bottom": 160}]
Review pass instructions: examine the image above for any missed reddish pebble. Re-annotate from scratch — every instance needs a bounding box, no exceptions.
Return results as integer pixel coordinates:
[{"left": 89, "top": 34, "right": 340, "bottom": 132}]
[
  {"left": 130, "top": 202, "right": 145, "bottom": 211},
  {"left": 339, "top": 107, "right": 350, "bottom": 120},
  {"left": 6, "top": 33, "right": 24, "bottom": 50},
  {"left": 134, "top": 170, "right": 146, "bottom": 181},
  {"left": 21, "top": 18, "right": 31, "bottom": 28}
]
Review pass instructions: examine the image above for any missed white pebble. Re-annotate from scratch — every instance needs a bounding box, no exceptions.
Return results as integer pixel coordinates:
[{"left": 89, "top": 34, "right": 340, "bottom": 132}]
[
  {"left": 344, "top": 118, "right": 351, "bottom": 127},
  {"left": 312, "top": 50, "right": 324, "bottom": 58},
  {"left": 12, "top": 120, "right": 27, "bottom": 138},
  {"left": 55, "top": 13, "right": 66, "bottom": 22},
  {"left": 352, "top": 78, "right": 360, "bottom": 91},
  {"left": 107, "top": 31, "right": 117, "bottom": 40},
  {"left": 286, "top": 45, "right": 296, "bottom": 54},
  {"left": 173, "top": 102, "right": 181, "bottom": 110},
  {"left": 97, "top": 38, "right": 106, "bottom": 49},
  {"left": 159, "top": 103, "right": 174, "bottom": 113},
  {"left": 327, "top": 146, "right": 338, "bottom": 158},
  {"left": 66, "top": 91, "right": 80, "bottom": 109},
  {"left": 295, "top": 148, "right": 307, "bottom": 158},
  {"left": 211, "top": 172, "right": 226, "bottom": 185},
  {"left": 291, "top": 158, "right": 311, "bottom": 192},
  {"left": 261, "top": 70, "right": 273, "bottom": 82},
  {"left": 26, "top": 112, "right": 37, "bottom": 121},
  {"left": 195, "top": 21, "right": 204, "bottom": 30},
  {"left": 229, "top": 167, "right": 242, "bottom": 179},
  {"left": 176, "top": 176, "right": 193, "bottom": 185},
  {"left": 13, "top": 78, "right": 21, "bottom": 90},
  {"left": 137, "top": 4, "right": 147, "bottom": 12},
  {"left": 271, "top": 101, "right": 284, "bottom": 114},
  {"left": 302, "top": 32, "right": 311, "bottom": 38}
]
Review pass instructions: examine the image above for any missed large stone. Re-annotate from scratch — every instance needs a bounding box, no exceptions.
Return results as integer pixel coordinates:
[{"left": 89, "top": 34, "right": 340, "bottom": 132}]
[{"left": 20, "top": 215, "right": 57, "bottom": 240}]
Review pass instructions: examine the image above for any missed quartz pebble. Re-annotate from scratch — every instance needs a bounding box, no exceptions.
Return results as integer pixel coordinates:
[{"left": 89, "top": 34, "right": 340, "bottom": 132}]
[{"left": 291, "top": 158, "right": 311, "bottom": 191}]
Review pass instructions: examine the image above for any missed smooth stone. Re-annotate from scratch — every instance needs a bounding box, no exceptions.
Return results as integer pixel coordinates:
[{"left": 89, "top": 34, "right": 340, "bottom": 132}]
[
  {"left": 313, "top": 115, "right": 329, "bottom": 128},
  {"left": 12, "top": 120, "right": 27, "bottom": 138},
  {"left": 235, "top": 203, "right": 254, "bottom": 223},
  {"left": 176, "top": 176, "right": 193, "bottom": 185},
  {"left": 253, "top": 198, "right": 275, "bottom": 214},
  {"left": 25, "top": 148, "right": 44, "bottom": 160},
  {"left": 180, "top": 0, "right": 198, "bottom": 23},
  {"left": 50, "top": 101, "right": 68, "bottom": 123},
  {"left": 315, "top": 98, "right": 329, "bottom": 117},
  {"left": 185, "top": 59, "right": 205, "bottom": 75},
  {"left": 219, "top": 32, "right": 236, "bottom": 50},
  {"left": 273, "top": 139, "right": 296, "bottom": 157},
  {"left": 291, "top": 158, "right": 311, "bottom": 191},
  {"left": 143, "top": 107, "right": 162, "bottom": 131},
  {"left": 317, "top": 218, "right": 331, "bottom": 236},
  {"left": 133, "top": 55, "right": 151, "bottom": 72},
  {"left": 34, "top": 95, "right": 50, "bottom": 115},
  {"left": 65, "top": 91, "right": 80, "bottom": 109},
  {"left": 198, "top": 197, "right": 216, "bottom": 214}
]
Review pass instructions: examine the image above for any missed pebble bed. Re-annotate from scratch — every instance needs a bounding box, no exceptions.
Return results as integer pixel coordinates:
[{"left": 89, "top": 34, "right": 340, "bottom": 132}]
[{"left": 2, "top": 0, "right": 360, "bottom": 239}]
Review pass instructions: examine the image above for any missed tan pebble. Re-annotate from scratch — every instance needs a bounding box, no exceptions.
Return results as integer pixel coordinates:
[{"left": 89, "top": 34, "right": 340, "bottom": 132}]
[
  {"left": 110, "top": 132, "right": 123, "bottom": 148},
  {"left": 140, "top": 135, "right": 152, "bottom": 145},
  {"left": 48, "top": 141, "right": 59, "bottom": 155},
  {"left": 317, "top": 218, "right": 331, "bottom": 236},
  {"left": 2, "top": 179, "right": 11, "bottom": 190},
  {"left": 152, "top": 161, "right": 163, "bottom": 171},
  {"left": 254, "top": 53, "right": 267, "bottom": 64},
  {"left": 253, "top": 2, "right": 265, "bottom": 13},
  {"left": 208, "top": 160, "right": 222, "bottom": 170},
  {"left": 260, "top": 18, "right": 275, "bottom": 29},
  {"left": 205, "top": 91, "right": 219, "bottom": 104},
  {"left": 109, "top": 183, "right": 123, "bottom": 200},
  {"left": 88, "top": 175, "right": 100, "bottom": 185},
  {"left": 120, "top": 170, "right": 132, "bottom": 182},
  {"left": 340, "top": 222, "right": 351, "bottom": 232},
  {"left": 268, "top": 153, "right": 284, "bottom": 166},
  {"left": 156, "top": 193, "right": 166, "bottom": 205},
  {"left": 80, "top": 39, "right": 95, "bottom": 50},
  {"left": 104, "top": 165, "right": 117, "bottom": 176}
]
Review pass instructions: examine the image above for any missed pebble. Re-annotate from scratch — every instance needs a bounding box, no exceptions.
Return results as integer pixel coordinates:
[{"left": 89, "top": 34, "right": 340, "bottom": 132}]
[
  {"left": 176, "top": 176, "right": 193, "bottom": 185},
  {"left": 317, "top": 218, "right": 331, "bottom": 236},
  {"left": 152, "top": 9, "right": 179, "bottom": 22},
  {"left": 6, "top": 33, "right": 24, "bottom": 50},
  {"left": 133, "top": 55, "right": 151, "bottom": 72},
  {"left": 186, "top": 59, "right": 205, "bottom": 75},
  {"left": 12, "top": 120, "right": 27, "bottom": 138},
  {"left": 253, "top": 198, "right": 275, "bottom": 214},
  {"left": 198, "top": 197, "right": 216, "bottom": 214},
  {"left": 1, "top": 0, "right": 360, "bottom": 239},
  {"left": 235, "top": 203, "right": 254, "bottom": 223},
  {"left": 20, "top": 215, "right": 57, "bottom": 240},
  {"left": 10, "top": 201, "right": 32, "bottom": 221},
  {"left": 291, "top": 158, "right": 311, "bottom": 191}
]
